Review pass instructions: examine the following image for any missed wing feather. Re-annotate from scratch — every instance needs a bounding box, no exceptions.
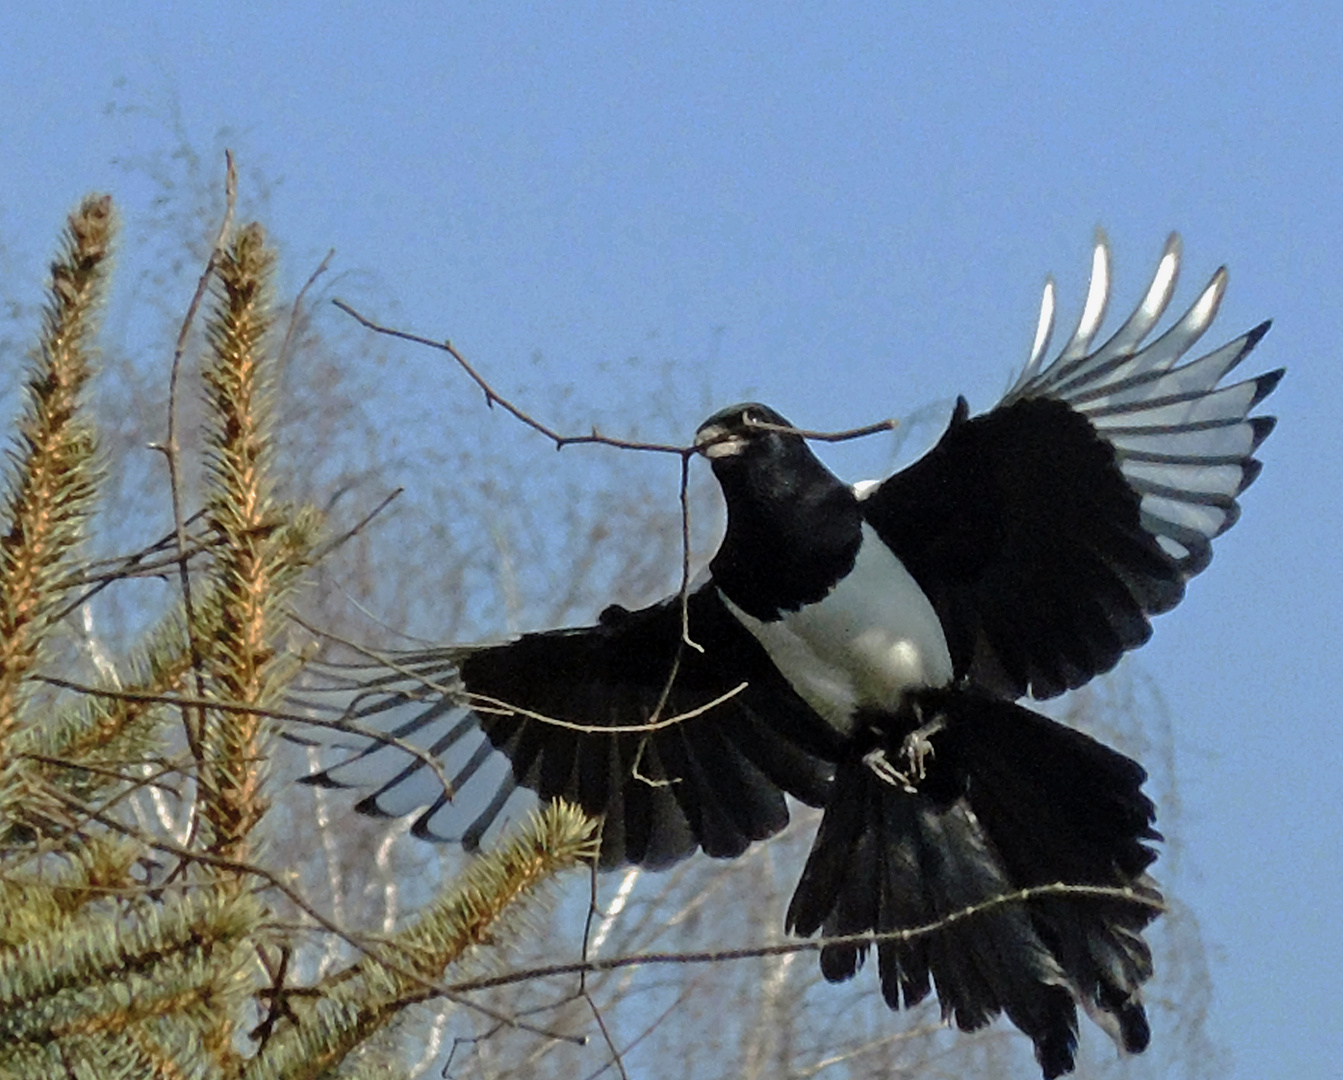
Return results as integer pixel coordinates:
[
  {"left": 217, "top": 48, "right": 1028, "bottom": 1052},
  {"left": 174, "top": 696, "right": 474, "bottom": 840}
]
[
  {"left": 299, "top": 583, "right": 835, "bottom": 867},
  {"left": 865, "top": 236, "right": 1279, "bottom": 698}
]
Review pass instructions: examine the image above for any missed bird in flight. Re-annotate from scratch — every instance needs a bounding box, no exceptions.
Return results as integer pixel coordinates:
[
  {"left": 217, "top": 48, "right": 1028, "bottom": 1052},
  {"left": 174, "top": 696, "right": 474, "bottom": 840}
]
[{"left": 306, "top": 234, "right": 1280, "bottom": 1078}]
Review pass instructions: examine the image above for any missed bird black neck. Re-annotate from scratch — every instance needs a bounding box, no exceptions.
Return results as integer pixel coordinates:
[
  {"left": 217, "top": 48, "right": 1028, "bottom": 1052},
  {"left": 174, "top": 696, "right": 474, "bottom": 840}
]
[{"left": 708, "top": 444, "right": 863, "bottom": 621}]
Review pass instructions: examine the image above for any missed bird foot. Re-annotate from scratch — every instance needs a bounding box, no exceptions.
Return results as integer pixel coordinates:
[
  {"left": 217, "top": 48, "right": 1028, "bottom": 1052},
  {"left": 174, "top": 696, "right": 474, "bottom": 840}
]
[
  {"left": 863, "top": 712, "right": 946, "bottom": 793},
  {"left": 862, "top": 747, "right": 915, "bottom": 791}
]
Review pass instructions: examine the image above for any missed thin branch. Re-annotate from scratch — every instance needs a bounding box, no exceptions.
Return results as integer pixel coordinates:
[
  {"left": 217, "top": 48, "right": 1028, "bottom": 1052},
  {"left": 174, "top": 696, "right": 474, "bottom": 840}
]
[
  {"left": 308, "top": 486, "right": 403, "bottom": 563},
  {"left": 49, "top": 511, "right": 215, "bottom": 623},
  {"left": 322, "top": 303, "right": 901, "bottom": 811},
  {"left": 34, "top": 676, "right": 459, "bottom": 802},
  {"left": 148, "top": 149, "right": 238, "bottom": 817},
  {"left": 332, "top": 300, "right": 686, "bottom": 455},
  {"left": 292, "top": 613, "right": 749, "bottom": 735},
  {"left": 581, "top": 984, "right": 630, "bottom": 1080},
  {"left": 578, "top": 864, "right": 630, "bottom": 1080},
  {"left": 473, "top": 682, "right": 748, "bottom": 734},
  {"left": 579, "top": 980, "right": 697, "bottom": 1080},
  {"left": 39, "top": 782, "right": 586, "bottom": 1046},
  {"left": 744, "top": 416, "right": 898, "bottom": 442},
  {"left": 443, "top": 882, "right": 1167, "bottom": 997},
  {"left": 279, "top": 248, "right": 335, "bottom": 366},
  {"left": 332, "top": 299, "right": 896, "bottom": 455},
  {"left": 18, "top": 751, "right": 184, "bottom": 795}
]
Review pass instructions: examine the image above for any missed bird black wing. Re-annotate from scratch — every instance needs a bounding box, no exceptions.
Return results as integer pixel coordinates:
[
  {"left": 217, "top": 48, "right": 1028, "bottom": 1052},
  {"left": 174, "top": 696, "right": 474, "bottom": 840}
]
[
  {"left": 863, "top": 234, "right": 1280, "bottom": 698},
  {"left": 301, "top": 581, "right": 835, "bottom": 868}
]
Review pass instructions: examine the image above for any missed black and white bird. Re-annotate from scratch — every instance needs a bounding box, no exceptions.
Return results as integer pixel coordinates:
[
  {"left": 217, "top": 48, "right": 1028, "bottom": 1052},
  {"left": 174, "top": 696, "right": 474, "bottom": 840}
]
[{"left": 305, "top": 234, "right": 1280, "bottom": 1078}]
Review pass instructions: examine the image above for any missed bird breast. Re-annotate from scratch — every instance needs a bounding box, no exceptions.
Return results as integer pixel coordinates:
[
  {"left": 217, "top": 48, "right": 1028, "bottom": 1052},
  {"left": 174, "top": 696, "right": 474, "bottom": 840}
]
[{"left": 720, "top": 523, "right": 954, "bottom": 735}]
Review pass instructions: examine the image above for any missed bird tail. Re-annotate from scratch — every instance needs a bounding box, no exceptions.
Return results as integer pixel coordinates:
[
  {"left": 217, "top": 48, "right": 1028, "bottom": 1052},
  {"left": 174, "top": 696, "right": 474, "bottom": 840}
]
[{"left": 785, "top": 689, "right": 1161, "bottom": 1079}]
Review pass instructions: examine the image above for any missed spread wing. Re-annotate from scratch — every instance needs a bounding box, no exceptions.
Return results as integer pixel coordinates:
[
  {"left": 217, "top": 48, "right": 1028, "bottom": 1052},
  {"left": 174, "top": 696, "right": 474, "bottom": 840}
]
[
  {"left": 863, "top": 233, "right": 1281, "bottom": 699},
  {"left": 300, "top": 582, "right": 835, "bottom": 868}
]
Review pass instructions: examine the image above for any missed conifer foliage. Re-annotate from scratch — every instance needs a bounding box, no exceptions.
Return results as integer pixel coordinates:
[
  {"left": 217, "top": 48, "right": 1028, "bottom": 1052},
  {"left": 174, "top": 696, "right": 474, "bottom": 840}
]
[{"left": 0, "top": 187, "right": 596, "bottom": 1079}]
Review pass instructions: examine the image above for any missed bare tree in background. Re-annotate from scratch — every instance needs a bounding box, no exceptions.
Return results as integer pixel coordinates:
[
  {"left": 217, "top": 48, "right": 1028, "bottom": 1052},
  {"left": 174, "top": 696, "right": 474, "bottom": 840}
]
[{"left": 0, "top": 116, "right": 1227, "bottom": 1079}]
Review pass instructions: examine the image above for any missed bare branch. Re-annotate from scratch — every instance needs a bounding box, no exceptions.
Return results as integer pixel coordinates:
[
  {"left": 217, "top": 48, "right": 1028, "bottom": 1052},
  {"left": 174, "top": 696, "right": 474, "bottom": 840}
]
[
  {"left": 443, "top": 882, "right": 1167, "bottom": 996},
  {"left": 279, "top": 247, "right": 335, "bottom": 365},
  {"left": 292, "top": 611, "right": 749, "bottom": 735},
  {"left": 34, "top": 675, "right": 460, "bottom": 803},
  {"left": 331, "top": 300, "right": 897, "bottom": 455},
  {"left": 744, "top": 415, "right": 898, "bottom": 442},
  {"left": 151, "top": 148, "right": 238, "bottom": 816},
  {"left": 38, "top": 781, "right": 588, "bottom": 1046},
  {"left": 332, "top": 299, "right": 686, "bottom": 455},
  {"left": 308, "top": 486, "right": 403, "bottom": 563}
]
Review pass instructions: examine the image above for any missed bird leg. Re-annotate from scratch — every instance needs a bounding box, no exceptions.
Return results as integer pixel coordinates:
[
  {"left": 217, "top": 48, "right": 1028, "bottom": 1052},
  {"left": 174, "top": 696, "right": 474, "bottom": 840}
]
[{"left": 900, "top": 711, "right": 945, "bottom": 783}]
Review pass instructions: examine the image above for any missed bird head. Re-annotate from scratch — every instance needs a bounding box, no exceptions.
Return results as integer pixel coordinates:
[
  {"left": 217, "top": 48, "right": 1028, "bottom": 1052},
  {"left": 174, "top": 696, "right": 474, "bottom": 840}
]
[{"left": 693, "top": 403, "right": 800, "bottom": 462}]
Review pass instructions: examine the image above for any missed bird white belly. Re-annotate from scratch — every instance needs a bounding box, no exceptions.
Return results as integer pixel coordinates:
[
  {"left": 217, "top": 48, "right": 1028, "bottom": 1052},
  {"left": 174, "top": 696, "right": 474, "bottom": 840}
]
[{"left": 720, "top": 523, "right": 953, "bottom": 734}]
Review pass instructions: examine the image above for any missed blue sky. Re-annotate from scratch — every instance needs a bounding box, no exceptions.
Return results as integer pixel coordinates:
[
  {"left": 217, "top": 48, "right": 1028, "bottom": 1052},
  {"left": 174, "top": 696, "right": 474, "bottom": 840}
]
[{"left": 2, "top": 4, "right": 1339, "bottom": 1077}]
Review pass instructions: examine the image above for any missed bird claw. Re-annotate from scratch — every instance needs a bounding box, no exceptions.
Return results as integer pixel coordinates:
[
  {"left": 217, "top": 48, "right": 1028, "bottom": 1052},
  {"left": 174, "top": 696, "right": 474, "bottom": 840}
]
[
  {"left": 863, "top": 711, "right": 947, "bottom": 794},
  {"left": 862, "top": 747, "right": 917, "bottom": 792}
]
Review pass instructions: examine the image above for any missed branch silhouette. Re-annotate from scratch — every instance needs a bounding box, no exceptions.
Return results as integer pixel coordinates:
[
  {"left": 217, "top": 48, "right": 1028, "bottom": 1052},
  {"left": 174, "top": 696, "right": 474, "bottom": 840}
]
[
  {"left": 444, "top": 880, "right": 1164, "bottom": 994},
  {"left": 331, "top": 298, "right": 897, "bottom": 455}
]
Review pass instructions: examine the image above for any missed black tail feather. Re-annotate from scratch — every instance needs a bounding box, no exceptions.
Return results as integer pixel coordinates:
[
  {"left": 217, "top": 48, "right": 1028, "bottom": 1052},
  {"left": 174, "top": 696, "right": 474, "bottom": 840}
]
[
  {"left": 786, "top": 689, "right": 1161, "bottom": 1078},
  {"left": 948, "top": 691, "right": 1161, "bottom": 1054}
]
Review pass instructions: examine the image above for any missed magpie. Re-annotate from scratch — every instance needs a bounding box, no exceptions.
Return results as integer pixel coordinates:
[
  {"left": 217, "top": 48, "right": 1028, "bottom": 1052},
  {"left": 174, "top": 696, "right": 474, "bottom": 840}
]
[{"left": 304, "top": 234, "right": 1280, "bottom": 1078}]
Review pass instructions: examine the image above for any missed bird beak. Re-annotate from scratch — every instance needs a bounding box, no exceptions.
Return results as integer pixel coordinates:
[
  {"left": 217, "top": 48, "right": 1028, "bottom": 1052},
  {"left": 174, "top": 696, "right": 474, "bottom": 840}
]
[{"left": 694, "top": 424, "right": 745, "bottom": 459}]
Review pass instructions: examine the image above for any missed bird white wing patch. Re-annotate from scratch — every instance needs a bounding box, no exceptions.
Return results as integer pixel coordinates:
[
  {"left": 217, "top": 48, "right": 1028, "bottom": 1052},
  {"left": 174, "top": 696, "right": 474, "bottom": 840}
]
[
  {"left": 1005, "top": 231, "right": 1279, "bottom": 575},
  {"left": 720, "top": 523, "right": 953, "bottom": 733},
  {"left": 296, "top": 667, "right": 541, "bottom": 850}
]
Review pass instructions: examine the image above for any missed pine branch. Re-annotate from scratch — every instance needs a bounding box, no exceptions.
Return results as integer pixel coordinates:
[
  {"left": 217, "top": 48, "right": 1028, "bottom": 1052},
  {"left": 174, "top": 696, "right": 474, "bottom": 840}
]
[
  {"left": 198, "top": 223, "right": 319, "bottom": 866},
  {"left": 0, "top": 176, "right": 597, "bottom": 1080},
  {"left": 0, "top": 194, "right": 113, "bottom": 750},
  {"left": 242, "top": 800, "right": 598, "bottom": 1080}
]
